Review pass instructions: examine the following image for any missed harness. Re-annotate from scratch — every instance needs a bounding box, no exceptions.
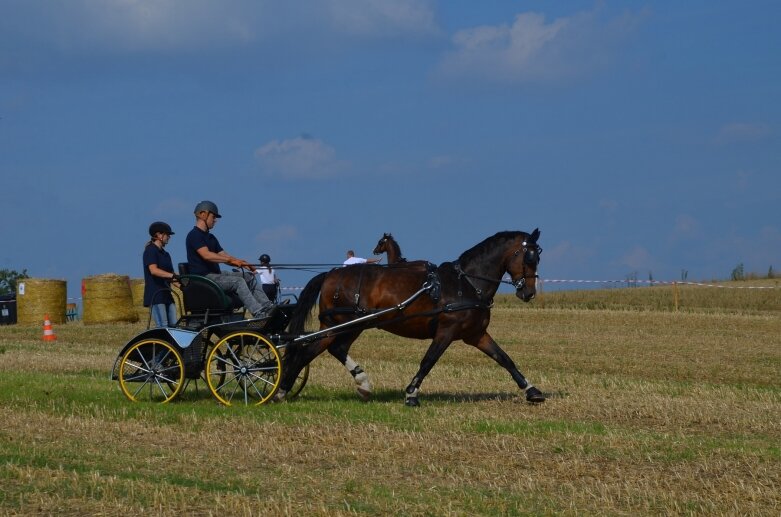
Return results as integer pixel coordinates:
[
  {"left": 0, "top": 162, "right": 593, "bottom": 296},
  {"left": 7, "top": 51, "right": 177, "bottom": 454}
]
[{"left": 453, "top": 240, "right": 541, "bottom": 299}]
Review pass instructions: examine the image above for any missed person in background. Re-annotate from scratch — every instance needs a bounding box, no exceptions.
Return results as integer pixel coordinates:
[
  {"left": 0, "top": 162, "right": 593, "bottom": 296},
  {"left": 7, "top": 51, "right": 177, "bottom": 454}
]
[
  {"left": 185, "top": 200, "right": 274, "bottom": 319},
  {"left": 143, "top": 221, "right": 178, "bottom": 327},
  {"left": 255, "top": 254, "right": 280, "bottom": 303},
  {"left": 343, "top": 249, "right": 381, "bottom": 266}
]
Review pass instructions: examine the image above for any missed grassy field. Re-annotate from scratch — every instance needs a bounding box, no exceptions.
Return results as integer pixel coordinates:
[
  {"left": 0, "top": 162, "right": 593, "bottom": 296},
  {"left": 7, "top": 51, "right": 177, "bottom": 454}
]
[{"left": 0, "top": 282, "right": 779, "bottom": 515}]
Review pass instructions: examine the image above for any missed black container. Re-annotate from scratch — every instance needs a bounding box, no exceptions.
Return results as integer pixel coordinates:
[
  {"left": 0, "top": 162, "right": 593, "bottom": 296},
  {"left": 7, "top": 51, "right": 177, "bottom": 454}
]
[{"left": 0, "top": 294, "right": 17, "bottom": 325}]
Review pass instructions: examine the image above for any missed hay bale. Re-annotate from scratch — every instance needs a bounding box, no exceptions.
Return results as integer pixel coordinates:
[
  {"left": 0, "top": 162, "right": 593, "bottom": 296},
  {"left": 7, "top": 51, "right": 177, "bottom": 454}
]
[
  {"left": 129, "top": 278, "right": 149, "bottom": 322},
  {"left": 16, "top": 278, "right": 67, "bottom": 325},
  {"left": 82, "top": 274, "right": 138, "bottom": 325}
]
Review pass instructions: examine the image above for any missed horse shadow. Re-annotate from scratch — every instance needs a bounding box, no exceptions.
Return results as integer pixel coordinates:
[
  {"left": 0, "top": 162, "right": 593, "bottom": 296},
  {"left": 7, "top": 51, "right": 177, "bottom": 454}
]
[{"left": 299, "top": 387, "right": 568, "bottom": 404}]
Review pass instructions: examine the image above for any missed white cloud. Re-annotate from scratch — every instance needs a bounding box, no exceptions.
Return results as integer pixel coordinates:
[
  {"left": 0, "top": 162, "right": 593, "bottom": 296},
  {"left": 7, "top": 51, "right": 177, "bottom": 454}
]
[
  {"left": 427, "top": 155, "right": 457, "bottom": 169},
  {"left": 1, "top": 0, "right": 437, "bottom": 55},
  {"left": 673, "top": 214, "right": 700, "bottom": 237},
  {"left": 715, "top": 122, "right": 772, "bottom": 144},
  {"left": 254, "top": 136, "right": 348, "bottom": 179},
  {"left": 254, "top": 224, "right": 298, "bottom": 249},
  {"left": 598, "top": 198, "right": 619, "bottom": 213},
  {"left": 325, "top": 0, "right": 438, "bottom": 38},
  {"left": 543, "top": 240, "right": 596, "bottom": 266},
  {"left": 617, "top": 245, "right": 654, "bottom": 271},
  {"left": 435, "top": 8, "right": 642, "bottom": 85}
]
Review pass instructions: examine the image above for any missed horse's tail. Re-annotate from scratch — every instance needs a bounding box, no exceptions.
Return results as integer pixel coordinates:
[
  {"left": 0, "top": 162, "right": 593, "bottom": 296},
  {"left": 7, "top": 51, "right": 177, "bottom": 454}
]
[{"left": 288, "top": 271, "right": 328, "bottom": 334}]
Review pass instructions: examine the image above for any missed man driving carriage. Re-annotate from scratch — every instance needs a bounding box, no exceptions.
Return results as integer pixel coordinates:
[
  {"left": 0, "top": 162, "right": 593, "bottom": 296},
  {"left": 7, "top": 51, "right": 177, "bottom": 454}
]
[{"left": 185, "top": 200, "right": 275, "bottom": 319}]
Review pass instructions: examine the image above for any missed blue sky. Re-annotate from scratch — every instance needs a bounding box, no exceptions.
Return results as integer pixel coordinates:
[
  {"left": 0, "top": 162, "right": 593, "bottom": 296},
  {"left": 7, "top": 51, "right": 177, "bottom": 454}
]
[{"left": 1, "top": 1, "right": 779, "bottom": 299}]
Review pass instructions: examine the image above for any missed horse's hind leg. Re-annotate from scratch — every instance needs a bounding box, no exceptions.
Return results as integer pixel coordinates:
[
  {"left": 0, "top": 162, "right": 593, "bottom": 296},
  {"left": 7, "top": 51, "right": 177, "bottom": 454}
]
[
  {"left": 327, "top": 333, "right": 372, "bottom": 401},
  {"left": 465, "top": 332, "right": 545, "bottom": 403}
]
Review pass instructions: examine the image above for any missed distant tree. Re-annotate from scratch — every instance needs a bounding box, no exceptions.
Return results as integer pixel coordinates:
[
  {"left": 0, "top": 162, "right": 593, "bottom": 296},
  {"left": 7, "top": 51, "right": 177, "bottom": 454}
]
[
  {"left": 0, "top": 268, "right": 29, "bottom": 295},
  {"left": 730, "top": 263, "right": 744, "bottom": 281}
]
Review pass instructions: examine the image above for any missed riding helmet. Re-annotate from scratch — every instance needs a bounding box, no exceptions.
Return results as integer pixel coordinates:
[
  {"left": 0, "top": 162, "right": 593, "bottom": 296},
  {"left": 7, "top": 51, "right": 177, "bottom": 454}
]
[
  {"left": 259, "top": 254, "right": 271, "bottom": 264},
  {"left": 194, "top": 200, "right": 221, "bottom": 218},
  {"left": 149, "top": 221, "right": 175, "bottom": 237}
]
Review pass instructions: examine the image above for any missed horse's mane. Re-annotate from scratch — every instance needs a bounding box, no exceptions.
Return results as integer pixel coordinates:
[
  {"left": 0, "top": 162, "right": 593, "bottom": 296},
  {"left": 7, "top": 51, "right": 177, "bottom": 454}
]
[
  {"left": 388, "top": 237, "right": 404, "bottom": 261},
  {"left": 456, "top": 231, "right": 524, "bottom": 263}
]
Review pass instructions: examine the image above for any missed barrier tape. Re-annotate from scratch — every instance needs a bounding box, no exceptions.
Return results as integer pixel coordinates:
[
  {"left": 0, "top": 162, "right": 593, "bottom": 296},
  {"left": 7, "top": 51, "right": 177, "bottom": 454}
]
[
  {"left": 537, "top": 279, "right": 778, "bottom": 289},
  {"left": 62, "top": 278, "right": 779, "bottom": 300},
  {"left": 281, "top": 279, "right": 779, "bottom": 291}
]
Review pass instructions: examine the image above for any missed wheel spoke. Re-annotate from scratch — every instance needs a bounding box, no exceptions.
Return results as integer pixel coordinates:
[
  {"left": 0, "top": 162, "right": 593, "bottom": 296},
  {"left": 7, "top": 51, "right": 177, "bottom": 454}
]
[
  {"left": 206, "top": 332, "right": 281, "bottom": 406},
  {"left": 119, "top": 339, "right": 184, "bottom": 403}
]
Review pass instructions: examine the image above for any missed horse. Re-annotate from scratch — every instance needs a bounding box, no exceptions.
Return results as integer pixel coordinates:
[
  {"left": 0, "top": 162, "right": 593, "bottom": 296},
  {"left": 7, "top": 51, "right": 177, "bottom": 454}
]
[
  {"left": 372, "top": 233, "right": 406, "bottom": 264},
  {"left": 282, "top": 229, "right": 545, "bottom": 406}
]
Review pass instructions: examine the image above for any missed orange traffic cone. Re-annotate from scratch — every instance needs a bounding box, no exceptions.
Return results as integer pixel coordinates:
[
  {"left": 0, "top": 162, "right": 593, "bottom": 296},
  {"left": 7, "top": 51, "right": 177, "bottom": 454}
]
[{"left": 42, "top": 314, "right": 57, "bottom": 342}]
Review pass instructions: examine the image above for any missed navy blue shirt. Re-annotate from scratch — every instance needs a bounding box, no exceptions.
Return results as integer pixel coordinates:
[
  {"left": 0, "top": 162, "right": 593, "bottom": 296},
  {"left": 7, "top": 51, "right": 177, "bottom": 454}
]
[
  {"left": 142, "top": 243, "right": 175, "bottom": 306},
  {"left": 186, "top": 226, "right": 223, "bottom": 275}
]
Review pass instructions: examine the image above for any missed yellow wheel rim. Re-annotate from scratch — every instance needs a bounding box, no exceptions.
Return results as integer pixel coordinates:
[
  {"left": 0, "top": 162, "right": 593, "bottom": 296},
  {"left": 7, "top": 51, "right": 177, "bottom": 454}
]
[
  {"left": 206, "top": 331, "right": 282, "bottom": 406},
  {"left": 118, "top": 339, "right": 184, "bottom": 403}
]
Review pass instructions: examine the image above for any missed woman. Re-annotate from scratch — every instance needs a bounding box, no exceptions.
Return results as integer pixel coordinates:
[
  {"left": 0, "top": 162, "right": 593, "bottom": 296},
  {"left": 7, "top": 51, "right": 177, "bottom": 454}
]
[
  {"left": 143, "top": 221, "right": 178, "bottom": 327},
  {"left": 256, "top": 253, "right": 280, "bottom": 303}
]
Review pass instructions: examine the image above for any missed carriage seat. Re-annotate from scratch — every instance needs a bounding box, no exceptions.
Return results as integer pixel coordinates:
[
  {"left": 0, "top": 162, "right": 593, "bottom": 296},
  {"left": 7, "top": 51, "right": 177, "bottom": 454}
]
[{"left": 177, "top": 263, "right": 244, "bottom": 324}]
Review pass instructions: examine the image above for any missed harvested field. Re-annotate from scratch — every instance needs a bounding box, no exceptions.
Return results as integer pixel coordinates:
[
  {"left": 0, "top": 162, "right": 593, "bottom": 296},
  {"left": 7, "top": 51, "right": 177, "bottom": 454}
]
[{"left": 0, "top": 285, "right": 779, "bottom": 515}]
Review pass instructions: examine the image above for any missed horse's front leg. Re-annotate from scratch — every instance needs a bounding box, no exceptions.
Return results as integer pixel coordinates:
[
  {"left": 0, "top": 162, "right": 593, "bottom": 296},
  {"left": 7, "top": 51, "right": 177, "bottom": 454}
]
[
  {"left": 327, "top": 336, "right": 372, "bottom": 401},
  {"left": 465, "top": 332, "right": 545, "bottom": 403},
  {"left": 404, "top": 333, "right": 456, "bottom": 407}
]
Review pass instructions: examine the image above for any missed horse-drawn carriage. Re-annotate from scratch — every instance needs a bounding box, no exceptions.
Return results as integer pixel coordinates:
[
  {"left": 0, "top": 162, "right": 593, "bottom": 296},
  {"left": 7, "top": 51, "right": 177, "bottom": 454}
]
[
  {"left": 111, "top": 266, "right": 308, "bottom": 405},
  {"left": 112, "top": 229, "right": 547, "bottom": 407}
]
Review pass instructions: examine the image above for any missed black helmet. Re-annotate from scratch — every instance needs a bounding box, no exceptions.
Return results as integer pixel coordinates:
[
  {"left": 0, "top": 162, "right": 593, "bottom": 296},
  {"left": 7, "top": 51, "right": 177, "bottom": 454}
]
[
  {"left": 149, "top": 221, "right": 174, "bottom": 237},
  {"left": 194, "top": 200, "right": 221, "bottom": 218},
  {"left": 259, "top": 254, "right": 271, "bottom": 264}
]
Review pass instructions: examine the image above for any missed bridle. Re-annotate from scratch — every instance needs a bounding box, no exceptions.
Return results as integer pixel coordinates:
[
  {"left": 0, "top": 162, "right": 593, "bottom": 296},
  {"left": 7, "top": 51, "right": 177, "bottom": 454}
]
[
  {"left": 509, "top": 240, "right": 542, "bottom": 290},
  {"left": 454, "top": 239, "right": 542, "bottom": 297}
]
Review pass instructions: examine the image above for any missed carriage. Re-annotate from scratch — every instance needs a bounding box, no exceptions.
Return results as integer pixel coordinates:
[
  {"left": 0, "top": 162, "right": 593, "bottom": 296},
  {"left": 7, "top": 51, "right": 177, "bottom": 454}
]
[
  {"left": 110, "top": 266, "right": 309, "bottom": 405},
  {"left": 112, "top": 229, "right": 547, "bottom": 407}
]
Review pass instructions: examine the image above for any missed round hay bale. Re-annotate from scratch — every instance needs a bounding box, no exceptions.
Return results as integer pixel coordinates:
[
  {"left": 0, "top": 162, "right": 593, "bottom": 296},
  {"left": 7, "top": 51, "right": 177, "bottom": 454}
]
[
  {"left": 16, "top": 278, "right": 67, "bottom": 325},
  {"left": 128, "top": 278, "right": 149, "bottom": 322},
  {"left": 82, "top": 274, "right": 138, "bottom": 325}
]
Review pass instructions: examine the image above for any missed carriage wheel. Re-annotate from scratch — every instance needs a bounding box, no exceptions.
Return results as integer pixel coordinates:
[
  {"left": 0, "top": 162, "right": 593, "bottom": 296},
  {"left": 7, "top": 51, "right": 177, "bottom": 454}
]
[
  {"left": 287, "top": 364, "right": 309, "bottom": 400},
  {"left": 206, "top": 331, "right": 282, "bottom": 406},
  {"left": 118, "top": 339, "right": 184, "bottom": 403},
  {"left": 278, "top": 347, "right": 309, "bottom": 400}
]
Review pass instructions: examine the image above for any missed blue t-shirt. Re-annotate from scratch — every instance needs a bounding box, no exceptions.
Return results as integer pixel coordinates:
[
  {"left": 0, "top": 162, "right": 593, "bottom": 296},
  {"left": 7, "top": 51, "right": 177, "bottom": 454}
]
[
  {"left": 142, "top": 243, "right": 175, "bottom": 306},
  {"left": 186, "top": 226, "right": 223, "bottom": 275}
]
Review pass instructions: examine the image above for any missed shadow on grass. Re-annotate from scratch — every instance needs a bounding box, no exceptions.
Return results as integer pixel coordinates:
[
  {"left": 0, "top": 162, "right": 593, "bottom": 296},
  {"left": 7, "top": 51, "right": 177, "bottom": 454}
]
[{"left": 292, "top": 387, "right": 570, "bottom": 404}]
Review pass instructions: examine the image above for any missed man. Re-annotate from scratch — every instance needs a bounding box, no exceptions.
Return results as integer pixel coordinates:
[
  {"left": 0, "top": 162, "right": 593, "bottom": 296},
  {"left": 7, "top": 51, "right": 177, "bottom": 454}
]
[
  {"left": 343, "top": 250, "right": 380, "bottom": 265},
  {"left": 185, "top": 200, "right": 274, "bottom": 318}
]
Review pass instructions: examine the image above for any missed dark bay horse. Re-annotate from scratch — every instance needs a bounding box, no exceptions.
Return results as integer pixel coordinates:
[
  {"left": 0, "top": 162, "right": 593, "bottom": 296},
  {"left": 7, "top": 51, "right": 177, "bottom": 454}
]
[
  {"left": 372, "top": 233, "right": 406, "bottom": 264},
  {"left": 283, "top": 229, "right": 545, "bottom": 406}
]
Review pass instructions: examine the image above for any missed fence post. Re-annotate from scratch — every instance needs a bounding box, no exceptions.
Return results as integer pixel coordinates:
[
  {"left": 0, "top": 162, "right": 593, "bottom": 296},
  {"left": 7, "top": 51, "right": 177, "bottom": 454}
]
[{"left": 673, "top": 281, "right": 680, "bottom": 311}]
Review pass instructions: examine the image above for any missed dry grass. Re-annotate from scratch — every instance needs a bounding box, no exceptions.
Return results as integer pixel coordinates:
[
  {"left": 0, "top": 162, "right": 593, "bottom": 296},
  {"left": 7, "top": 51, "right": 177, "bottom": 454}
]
[{"left": 0, "top": 288, "right": 779, "bottom": 515}]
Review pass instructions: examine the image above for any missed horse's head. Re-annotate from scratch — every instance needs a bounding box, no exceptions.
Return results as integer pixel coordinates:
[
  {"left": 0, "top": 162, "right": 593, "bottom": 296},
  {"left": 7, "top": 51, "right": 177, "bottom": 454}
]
[
  {"left": 373, "top": 233, "right": 392, "bottom": 256},
  {"left": 506, "top": 228, "right": 542, "bottom": 302}
]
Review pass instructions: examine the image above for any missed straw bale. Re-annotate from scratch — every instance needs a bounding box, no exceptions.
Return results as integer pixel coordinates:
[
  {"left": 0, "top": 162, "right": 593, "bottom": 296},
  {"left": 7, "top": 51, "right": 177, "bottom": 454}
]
[
  {"left": 82, "top": 274, "right": 138, "bottom": 325},
  {"left": 128, "top": 278, "right": 149, "bottom": 322},
  {"left": 16, "top": 278, "right": 67, "bottom": 325}
]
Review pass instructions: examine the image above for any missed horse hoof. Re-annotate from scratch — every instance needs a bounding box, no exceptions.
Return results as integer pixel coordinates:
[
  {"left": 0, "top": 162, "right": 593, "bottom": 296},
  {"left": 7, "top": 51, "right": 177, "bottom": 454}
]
[
  {"left": 405, "top": 397, "right": 420, "bottom": 407},
  {"left": 356, "top": 387, "right": 372, "bottom": 402},
  {"left": 525, "top": 386, "right": 546, "bottom": 403}
]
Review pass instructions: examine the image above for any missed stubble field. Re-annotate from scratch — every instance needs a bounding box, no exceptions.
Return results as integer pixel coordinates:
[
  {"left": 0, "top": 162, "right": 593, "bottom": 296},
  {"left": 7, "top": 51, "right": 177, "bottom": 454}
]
[{"left": 0, "top": 284, "right": 779, "bottom": 515}]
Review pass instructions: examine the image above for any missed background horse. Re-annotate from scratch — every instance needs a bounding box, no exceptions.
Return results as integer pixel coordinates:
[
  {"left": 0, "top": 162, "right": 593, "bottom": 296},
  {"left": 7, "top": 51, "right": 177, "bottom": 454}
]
[
  {"left": 372, "top": 233, "right": 406, "bottom": 264},
  {"left": 283, "top": 229, "right": 545, "bottom": 406}
]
